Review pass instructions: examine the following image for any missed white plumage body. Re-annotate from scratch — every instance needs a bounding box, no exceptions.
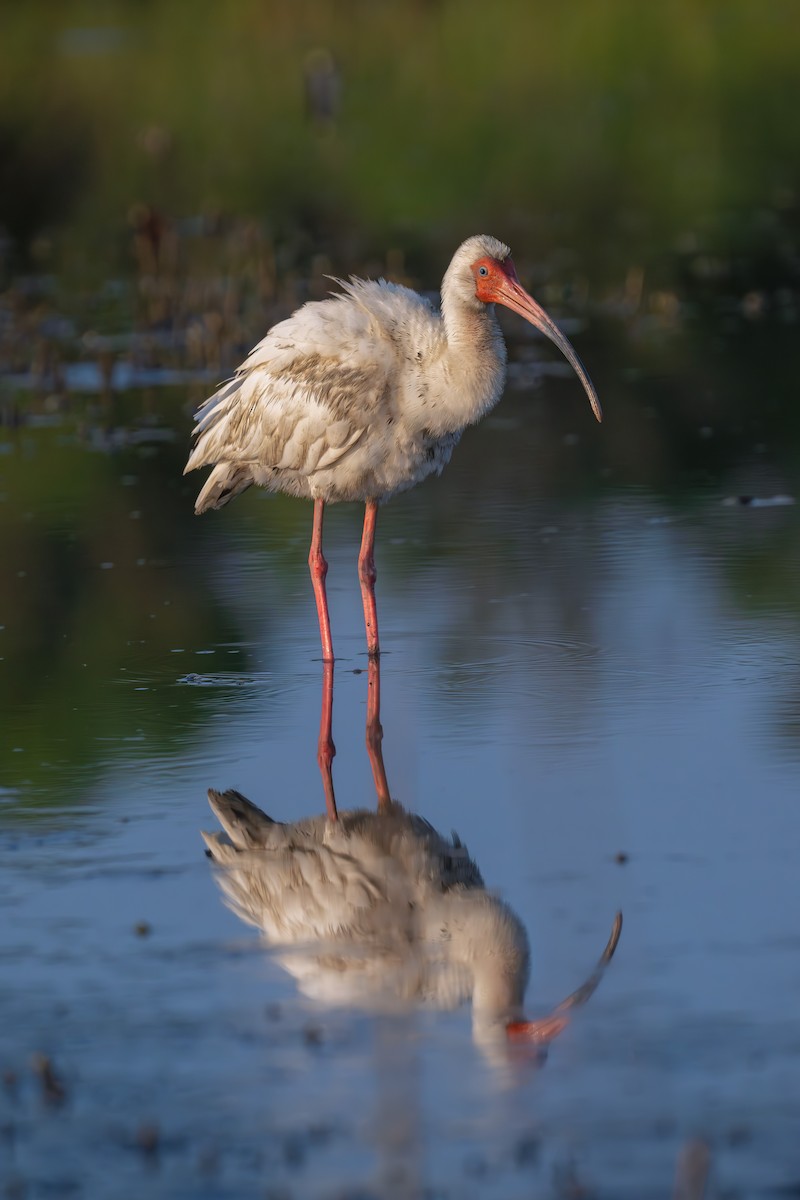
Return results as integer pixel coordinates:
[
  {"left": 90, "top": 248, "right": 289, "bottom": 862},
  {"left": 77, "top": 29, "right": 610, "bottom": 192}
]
[{"left": 185, "top": 237, "right": 510, "bottom": 513}]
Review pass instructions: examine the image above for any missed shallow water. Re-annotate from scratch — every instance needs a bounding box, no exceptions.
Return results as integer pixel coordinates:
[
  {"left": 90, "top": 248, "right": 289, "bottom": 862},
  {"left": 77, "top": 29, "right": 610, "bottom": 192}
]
[{"left": 2, "top": 352, "right": 800, "bottom": 1197}]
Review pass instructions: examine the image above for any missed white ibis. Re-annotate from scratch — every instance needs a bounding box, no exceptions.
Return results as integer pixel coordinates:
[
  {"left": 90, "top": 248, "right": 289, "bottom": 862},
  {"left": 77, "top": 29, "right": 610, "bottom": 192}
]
[
  {"left": 203, "top": 787, "right": 622, "bottom": 1049},
  {"left": 185, "top": 234, "right": 602, "bottom": 660}
]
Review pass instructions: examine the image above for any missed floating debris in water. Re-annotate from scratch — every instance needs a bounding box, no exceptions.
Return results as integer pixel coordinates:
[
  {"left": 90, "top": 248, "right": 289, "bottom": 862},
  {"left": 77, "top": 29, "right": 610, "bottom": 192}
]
[
  {"left": 673, "top": 1137, "right": 711, "bottom": 1200},
  {"left": 31, "top": 1053, "right": 66, "bottom": 1105},
  {"left": 177, "top": 672, "right": 257, "bottom": 687},
  {"left": 513, "top": 1130, "right": 540, "bottom": 1167},
  {"left": 722, "top": 494, "right": 795, "bottom": 508},
  {"left": 134, "top": 921, "right": 152, "bottom": 937},
  {"left": 135, "top": 1121, "right": 160, "bottom": 1157}
]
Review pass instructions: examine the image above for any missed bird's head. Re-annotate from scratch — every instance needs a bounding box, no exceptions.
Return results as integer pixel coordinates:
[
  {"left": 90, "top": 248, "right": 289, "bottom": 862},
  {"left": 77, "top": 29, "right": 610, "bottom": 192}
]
[
  {"left": 469, "top": 910, "right": 622, "bottom": 1076},
  {"left": 447, "top": 234, "right": 603, "bottom": 423}
]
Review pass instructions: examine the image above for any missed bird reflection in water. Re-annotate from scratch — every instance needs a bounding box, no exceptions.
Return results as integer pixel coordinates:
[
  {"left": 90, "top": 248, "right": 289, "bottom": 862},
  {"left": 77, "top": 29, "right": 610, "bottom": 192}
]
[{"left": 203, "top": 657, "right": 621, "bottom": 1058}]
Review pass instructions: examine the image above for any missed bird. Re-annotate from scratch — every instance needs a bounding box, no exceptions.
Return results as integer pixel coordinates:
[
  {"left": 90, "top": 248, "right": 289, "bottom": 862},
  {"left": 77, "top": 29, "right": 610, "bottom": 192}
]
[
  {"left": 202, "top": 787, "right": 622, "bottom": 1049},
  {"left": 185, "top": 235, "right": 603, "bottom": 661}
]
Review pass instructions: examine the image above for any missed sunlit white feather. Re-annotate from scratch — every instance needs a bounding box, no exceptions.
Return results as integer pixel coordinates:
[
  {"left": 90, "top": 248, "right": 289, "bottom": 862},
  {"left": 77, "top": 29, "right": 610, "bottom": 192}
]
[{"left": 185, "top": 236, "right": 511, "bottom": 511}]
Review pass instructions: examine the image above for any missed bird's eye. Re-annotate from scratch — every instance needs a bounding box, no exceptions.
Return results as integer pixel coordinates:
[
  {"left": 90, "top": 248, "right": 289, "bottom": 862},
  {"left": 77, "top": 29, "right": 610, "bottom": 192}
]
[{"left": 478, "top": 265, "right": 489, "bottom": 277}]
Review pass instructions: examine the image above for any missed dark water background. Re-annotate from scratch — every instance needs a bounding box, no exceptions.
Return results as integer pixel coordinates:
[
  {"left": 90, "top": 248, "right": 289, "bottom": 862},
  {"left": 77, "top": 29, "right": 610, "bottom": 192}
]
[{"left": 2, "top": 4, "right": 800, "bottom": 1197}]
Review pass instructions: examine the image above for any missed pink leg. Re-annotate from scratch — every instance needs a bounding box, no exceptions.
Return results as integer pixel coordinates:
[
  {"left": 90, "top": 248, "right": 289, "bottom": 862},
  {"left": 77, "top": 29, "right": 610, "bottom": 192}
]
[
  {"left": 308, "top": 499, "right": 334, "bottom": 661},
  {"left": 366, "top": 655, "right": 391, "bottom": 812},
  {"left": 317, "top": 659, "right": 337, "bottom": 821},
  {"left": 358, "top": 499, "right": 380, "bottom": 658}
]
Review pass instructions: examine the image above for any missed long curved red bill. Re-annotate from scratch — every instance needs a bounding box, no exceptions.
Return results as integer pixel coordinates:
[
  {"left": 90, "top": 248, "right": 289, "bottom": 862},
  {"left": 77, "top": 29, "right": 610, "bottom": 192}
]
[
  {"left": 494, "top": 275, "right": 603, "bottom": 423},
  {"left": 505, "top": 911, "right": 622, "bottom": 1043}
]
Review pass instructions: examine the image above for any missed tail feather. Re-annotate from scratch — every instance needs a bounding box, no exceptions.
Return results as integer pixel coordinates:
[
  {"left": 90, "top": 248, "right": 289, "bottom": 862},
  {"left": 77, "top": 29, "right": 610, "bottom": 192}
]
[
  {"left": 193, "top": 464, "right": 255, "bottom": 513},
  {"left": 207, "top": 787, "right": 278, "bottom": 848}
]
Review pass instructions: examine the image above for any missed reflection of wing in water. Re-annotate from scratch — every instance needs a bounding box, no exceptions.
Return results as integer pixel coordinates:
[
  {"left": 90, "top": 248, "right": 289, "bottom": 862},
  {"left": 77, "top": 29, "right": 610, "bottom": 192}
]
[
  {"left": 203, "top": 789, "right": 485, "bottom": 1009},
  {"left": 203, "top": 786, "right": 482, "bottom": 939},
  {"left": 203, "top": 787, "right": 622, "bottom": 1045}
]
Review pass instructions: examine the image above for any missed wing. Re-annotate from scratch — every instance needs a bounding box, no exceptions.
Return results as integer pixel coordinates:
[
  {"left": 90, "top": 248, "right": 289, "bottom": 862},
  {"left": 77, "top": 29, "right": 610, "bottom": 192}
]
[
  {"left": 202, "top": 832, "right": 389, "bottom": 943},
  {"left": 185, "top": 280, "right": 439, "bottom": 480},
  {"left": 203, "top": 788, "right": 391, "bottom": 941}
]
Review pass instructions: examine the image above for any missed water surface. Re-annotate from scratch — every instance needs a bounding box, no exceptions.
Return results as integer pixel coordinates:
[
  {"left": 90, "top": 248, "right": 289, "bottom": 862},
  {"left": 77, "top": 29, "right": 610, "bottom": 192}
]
[{"left": 2, "top": 352, "right": 800, "bottom": 1197}]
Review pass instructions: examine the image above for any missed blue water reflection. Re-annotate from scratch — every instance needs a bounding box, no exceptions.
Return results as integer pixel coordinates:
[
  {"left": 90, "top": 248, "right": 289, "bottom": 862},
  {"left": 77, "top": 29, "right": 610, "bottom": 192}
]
[{"left": 1, "top": 382, "right": 800, "bottom": 1195}]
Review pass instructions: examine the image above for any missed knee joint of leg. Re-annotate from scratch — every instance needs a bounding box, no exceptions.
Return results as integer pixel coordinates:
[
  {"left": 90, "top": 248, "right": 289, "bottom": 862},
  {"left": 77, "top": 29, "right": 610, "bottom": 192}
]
[
  {"left": 317, "top": 738, "right": 335, "bottom": 768},
  {"left": 309, "top": 550, "right": 328, "bottom": 579},
  {"left": 366, "top": 721, "right": 383, "bottom": 749}
]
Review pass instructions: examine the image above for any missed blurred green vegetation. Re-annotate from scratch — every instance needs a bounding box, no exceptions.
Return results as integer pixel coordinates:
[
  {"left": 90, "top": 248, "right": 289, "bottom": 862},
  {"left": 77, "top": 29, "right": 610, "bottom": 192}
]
[{"left": 1, "top": 0, "right": 799, "bottom": 291}]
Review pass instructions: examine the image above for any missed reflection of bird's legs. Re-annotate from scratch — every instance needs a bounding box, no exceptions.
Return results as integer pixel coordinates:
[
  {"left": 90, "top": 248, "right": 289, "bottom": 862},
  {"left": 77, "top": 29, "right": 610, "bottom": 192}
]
[
  {"left": 309, "top": 499, "right": 334, "bottom": 662},
  {"left": 366, "top": 655, "right": 391, "bottom": 812},
  {"left": 318, "top": 659, "right": 337, "bottom": 820},
  {"left": 358, "top": 499, "right": 380, "bottom": 658}
]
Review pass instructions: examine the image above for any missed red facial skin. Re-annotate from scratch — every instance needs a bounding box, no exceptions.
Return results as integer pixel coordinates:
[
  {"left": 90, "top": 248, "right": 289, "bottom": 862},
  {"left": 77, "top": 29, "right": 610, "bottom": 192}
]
[
  {"left": 471, "top": 255, "right": 519, "bottom": 303},
  {"left": 469, "top": 254, "right": 603, "bottom": 424}
]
